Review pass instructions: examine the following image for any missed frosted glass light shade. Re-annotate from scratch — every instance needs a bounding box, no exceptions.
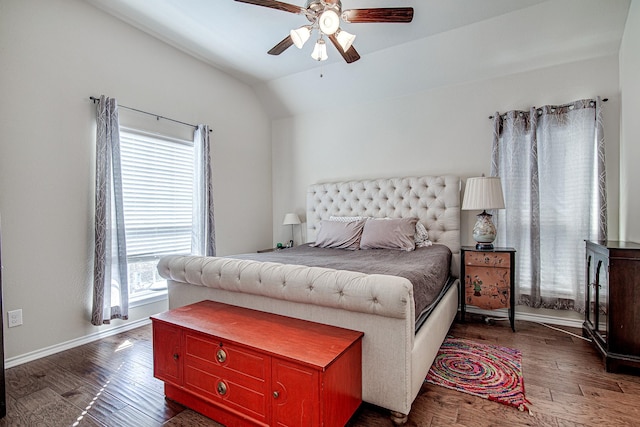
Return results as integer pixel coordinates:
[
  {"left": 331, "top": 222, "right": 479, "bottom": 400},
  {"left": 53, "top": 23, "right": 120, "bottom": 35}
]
[
  {"left": 319, "top": 9, "right": 340, "bottom": 35},
  {"left": 290, "top": 26, "right": 311, "bottom": 49},
  {"left": 462, "top": 177, "right": 505, "bottom": 210},
  {"left": 282, "top": 213, "right": 301, "bottom": 225},
  {"left": 311, "top": 39, "right": 328, "bottom": 61},
  {"left": 335, "top": 29, "right": 355, "bottom": 52}
]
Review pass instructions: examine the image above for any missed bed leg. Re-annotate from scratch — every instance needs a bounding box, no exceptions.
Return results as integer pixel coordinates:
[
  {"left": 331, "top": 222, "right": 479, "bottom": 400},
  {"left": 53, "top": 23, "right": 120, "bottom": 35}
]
[{"left": 390, "top": 411, "right": 408, "bottom": 425}]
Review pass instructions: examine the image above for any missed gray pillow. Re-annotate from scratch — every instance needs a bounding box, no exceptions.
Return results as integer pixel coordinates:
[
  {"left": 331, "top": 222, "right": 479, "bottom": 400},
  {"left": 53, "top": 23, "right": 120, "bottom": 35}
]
[
  {"left": 360, "top": 218, "right": 418, "bottom": 251},
  {"left": 312, "top": 219, "right": 367, "bottom": 250}
]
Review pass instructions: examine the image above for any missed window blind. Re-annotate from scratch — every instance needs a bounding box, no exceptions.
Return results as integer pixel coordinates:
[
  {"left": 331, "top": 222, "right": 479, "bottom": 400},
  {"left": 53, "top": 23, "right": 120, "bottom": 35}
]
[{"left": 120, "top": 128, "right": 194, "bottom": 262}]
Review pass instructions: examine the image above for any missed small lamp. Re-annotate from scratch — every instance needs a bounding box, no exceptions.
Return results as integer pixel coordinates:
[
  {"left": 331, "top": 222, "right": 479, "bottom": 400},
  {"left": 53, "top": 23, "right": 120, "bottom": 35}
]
[
  {"left": 282, "top": 213, "right": 301, "bottom": 247},
  {"left": 335, "top": 28, "right": 356, "bottom": 52},
  {"left": 311, "top": 39, "right": 328, "bottom": 61},
  {"left": 290, "top": 25, "right": 312, "bottom": 49},
  {"left": 462, "top": 176, "right": 505, "bottom": 250}
]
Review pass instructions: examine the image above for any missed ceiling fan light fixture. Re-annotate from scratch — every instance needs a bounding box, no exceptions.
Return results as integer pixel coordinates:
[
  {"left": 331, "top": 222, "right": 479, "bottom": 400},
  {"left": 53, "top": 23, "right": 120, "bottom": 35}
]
[
  {"left": 290, "top": 25, "right": 311, "bottom": 49},
  {"left": 318, "top": 9, "right": 340, "bottom": 35},
  {"left": 335, "top": 28, "right": 356, "bottom": 52},
  {"left": 311, "top": 39, "right": 328, "bottom": 61}
]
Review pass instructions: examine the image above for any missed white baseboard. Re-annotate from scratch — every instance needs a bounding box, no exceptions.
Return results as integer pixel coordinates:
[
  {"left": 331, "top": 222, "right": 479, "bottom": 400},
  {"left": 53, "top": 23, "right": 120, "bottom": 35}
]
[
  {"left": 4, "top": 318, "right": 151, "bottom": 369},
  {"left": 464, "top": 306, "right": 584, "bottom": 329}
]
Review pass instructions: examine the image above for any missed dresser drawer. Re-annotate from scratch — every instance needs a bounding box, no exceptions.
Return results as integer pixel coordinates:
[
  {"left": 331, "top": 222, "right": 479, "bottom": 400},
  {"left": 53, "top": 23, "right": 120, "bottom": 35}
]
[
  {"left": 184, "top": 332, "right": 270, "bottom": 422},
  {"left": 465, "top": 251, "right": 510, "bottom": 268},
  {"left": 184, "top": 363, "right": 270, "bottom": 422},
  {"left": 185, "top": 332, "right": 268, "bottom": 381}
]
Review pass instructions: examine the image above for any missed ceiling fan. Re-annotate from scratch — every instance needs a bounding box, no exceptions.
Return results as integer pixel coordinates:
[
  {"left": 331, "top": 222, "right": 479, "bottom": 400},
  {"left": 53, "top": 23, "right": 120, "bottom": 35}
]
[{"left": 234, "top": 0, "right": 414, "bottom": 64}]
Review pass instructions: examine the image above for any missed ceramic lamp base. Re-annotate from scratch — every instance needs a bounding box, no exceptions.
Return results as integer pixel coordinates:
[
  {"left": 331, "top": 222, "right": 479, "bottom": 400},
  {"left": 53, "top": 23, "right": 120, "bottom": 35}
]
[{"left": 472, "top": 210, "right": 497, "bottom": 250}]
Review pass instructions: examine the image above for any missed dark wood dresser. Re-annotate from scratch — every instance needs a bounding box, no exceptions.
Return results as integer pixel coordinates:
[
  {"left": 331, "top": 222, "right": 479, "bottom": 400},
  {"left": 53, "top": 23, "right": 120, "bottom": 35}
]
[{"left": 583, "top": 240, "right": 640, "bottom": 373}]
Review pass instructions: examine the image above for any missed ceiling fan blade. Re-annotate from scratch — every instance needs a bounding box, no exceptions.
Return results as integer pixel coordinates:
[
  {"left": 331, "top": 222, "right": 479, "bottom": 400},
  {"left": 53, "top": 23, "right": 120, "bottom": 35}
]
[
  {"left": 328, "top": 34, "right": 360, "bottom": 64},
  {"left": 268, "top": 36, "right": 294, "bottom": 55},
  {"left": 234, "top": 0, "right": 303, "bottom": 15},
  {"left": 342, "top": 7, "right": 414, "bottom": 23}
]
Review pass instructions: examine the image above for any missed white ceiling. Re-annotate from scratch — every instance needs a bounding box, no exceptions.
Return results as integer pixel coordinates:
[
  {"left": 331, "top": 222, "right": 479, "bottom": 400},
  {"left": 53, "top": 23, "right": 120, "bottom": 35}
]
[{"left": 86, "top": 0, "right": 631, "bottom": 118}]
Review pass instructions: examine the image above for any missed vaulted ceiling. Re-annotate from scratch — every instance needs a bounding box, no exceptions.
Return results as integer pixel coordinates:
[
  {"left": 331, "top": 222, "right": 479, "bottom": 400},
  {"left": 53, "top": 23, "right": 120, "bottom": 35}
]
[{"left": 86, "top": 0, "right": 631, "bottom": 118}]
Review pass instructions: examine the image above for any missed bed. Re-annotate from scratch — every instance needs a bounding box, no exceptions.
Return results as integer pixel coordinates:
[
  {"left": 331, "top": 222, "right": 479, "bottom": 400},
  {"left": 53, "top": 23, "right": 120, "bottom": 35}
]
[{"left": 158, "top": 175, "right": 461, "bottom": 424}]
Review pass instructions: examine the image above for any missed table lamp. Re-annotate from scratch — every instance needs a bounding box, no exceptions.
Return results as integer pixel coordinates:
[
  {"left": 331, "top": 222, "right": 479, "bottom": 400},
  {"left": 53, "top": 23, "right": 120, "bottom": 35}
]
[
  {"left": 282, "top": 213, "right": 301, "bottom": 247},
  {"left": 462, "top": 176, "right": 505, "bottom": 250}
]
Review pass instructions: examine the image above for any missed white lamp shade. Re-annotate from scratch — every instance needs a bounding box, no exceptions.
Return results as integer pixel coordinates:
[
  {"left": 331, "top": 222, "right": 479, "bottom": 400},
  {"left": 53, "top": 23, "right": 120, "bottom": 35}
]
[
  {"left": 311, "top": 39, "right": 328, "bottom": 61},
  {"left": 462, "top": 177, "right": 505, "bottom": 210},
  {"left": 283, "top": 213, "right": 301, "bottom": 225},
  {"left": 290, "top": 26, "right": 311, "bottom": 49},
  {"left": 319, "top": 9, "right": 340, "bottom": 35},
  {"left": 335, "top": 29, "right": 355, "bottom": 52}
]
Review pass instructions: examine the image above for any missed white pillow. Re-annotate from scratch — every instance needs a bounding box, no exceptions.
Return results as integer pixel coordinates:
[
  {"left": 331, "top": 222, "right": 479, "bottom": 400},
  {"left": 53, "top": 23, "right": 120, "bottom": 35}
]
[
  {"left": 414, "top": 222, "right": 432, "bottom": 248},
  {"left": 329, "top": 215, "right": 369, "bottom": 222}
]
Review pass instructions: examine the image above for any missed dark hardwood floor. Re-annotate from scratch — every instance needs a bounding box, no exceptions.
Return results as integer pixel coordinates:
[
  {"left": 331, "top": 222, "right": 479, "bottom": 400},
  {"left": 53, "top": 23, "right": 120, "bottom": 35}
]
[{"left": 2, "top": 314, "right": 639, "bottom": 426}]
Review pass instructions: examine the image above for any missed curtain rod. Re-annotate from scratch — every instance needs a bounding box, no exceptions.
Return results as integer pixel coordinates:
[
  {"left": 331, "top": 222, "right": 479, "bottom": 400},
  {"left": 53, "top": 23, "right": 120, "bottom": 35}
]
[
  {"left": 488, "top": 97, "right": 608, "bottom": 120},
  {"left": 89, "top": 96, "right": 211, "bottom": 132}
]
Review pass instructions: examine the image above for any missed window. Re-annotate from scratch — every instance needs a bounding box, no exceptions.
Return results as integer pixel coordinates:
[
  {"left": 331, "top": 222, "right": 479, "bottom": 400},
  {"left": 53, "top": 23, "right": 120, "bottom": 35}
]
[
  {"left": 119, "top": 127, "right": 194, "bottom": 304},
  {"left": 491, "top": 99, "right": 606, "bottom": 311}
]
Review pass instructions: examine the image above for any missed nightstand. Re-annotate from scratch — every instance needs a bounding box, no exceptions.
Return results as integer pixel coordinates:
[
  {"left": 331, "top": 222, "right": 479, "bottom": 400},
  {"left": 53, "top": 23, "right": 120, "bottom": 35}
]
[{"left": 460, "top": 246, "right": 516, "bottom": 331}]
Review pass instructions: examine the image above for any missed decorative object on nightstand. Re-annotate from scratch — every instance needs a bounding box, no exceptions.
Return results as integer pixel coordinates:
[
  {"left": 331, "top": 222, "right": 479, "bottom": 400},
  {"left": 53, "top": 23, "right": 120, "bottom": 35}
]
[
  {"left": 462, "top": 176, "right": 505, "bottom": 250},
  {"left": 460, "top": 246, "right": 516, "bottom": 332},
  {"left": 282, "top": 213, "right": 301, "bottom": 247}
]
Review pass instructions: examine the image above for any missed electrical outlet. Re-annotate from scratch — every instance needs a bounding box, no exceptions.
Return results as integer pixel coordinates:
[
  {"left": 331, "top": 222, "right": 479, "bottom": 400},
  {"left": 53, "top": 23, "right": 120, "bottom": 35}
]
[{"left": 8, "top": 309, "right": 23, "bottom": 328}]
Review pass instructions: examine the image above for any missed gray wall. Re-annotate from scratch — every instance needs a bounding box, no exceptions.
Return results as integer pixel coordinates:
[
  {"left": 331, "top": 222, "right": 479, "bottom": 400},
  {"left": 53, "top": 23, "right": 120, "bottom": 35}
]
[
  {"left": 0, "top": 0, "right": 272, "bottom": 361},
  {"left": 271, "top": 55, "right": 621, "bottom": 248}
]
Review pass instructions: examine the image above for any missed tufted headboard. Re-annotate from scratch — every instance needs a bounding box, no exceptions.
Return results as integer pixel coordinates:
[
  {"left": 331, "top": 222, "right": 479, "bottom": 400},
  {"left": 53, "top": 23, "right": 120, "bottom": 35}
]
[{"left": 306, "top": 175, "right": 461, "bottom": 278}]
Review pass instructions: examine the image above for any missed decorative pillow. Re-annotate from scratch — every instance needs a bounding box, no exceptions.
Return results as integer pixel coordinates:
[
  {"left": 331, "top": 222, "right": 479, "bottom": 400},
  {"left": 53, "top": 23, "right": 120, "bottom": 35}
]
[
  {"left": 329, "top": 215, "right": 369, "bottom": 222},
  {"left": 414, "top": 222, "right": 432, "bottom": 248},
  {"left": 312, "top": 219, "right": 367, "bottom": 250},
  {"left": 360, "top": 217, "right": 419, "bottom": 251}
]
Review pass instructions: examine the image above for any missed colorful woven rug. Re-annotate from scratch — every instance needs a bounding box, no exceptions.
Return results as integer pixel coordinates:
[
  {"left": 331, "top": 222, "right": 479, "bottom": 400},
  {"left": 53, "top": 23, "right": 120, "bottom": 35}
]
[{"left": 425, "top": 337, "right": 530, "bottom": 411}]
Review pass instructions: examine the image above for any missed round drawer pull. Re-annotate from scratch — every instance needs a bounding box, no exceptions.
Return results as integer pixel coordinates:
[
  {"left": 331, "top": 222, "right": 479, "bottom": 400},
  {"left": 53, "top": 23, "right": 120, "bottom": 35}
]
[
  {"left": 217, "top": 381, "right": 228, "bottom": 395},
  {"left": 216, "top": 348, "right": 227, "bottom": 363},
  {"left": 273, "top": 391, "right": 279, "bottom": 399}
]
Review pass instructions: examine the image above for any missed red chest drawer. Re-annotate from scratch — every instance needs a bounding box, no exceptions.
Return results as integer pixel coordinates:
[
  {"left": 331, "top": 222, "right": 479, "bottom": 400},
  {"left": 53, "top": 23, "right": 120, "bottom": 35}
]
[
  {"left": 183, "top": 331, "right": 270, "bottom": 422},
  {"left": 185, "top": 331, "right": 268, "bottom": 380}
]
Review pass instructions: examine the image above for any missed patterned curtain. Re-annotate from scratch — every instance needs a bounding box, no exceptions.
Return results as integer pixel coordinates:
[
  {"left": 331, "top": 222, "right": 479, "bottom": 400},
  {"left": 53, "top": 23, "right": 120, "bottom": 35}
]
[
  {"left": 491, "top": 98, "right": 606, "bottom": 312},
  {"left": 192, "top": 125, "right": 216, "bottom": 256},
  {"left": 91, "top": 95, "right": 129, "bottom": 325}
]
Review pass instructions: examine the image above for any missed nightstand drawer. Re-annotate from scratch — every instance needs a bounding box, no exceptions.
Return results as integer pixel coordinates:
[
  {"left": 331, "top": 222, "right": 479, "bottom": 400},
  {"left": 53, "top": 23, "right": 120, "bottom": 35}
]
[
  {"left": 464, "top": 266, "right": 510, "bottom": 310},
  {"left": 465, "top": 251, "right": 510, "bottom": 268}
]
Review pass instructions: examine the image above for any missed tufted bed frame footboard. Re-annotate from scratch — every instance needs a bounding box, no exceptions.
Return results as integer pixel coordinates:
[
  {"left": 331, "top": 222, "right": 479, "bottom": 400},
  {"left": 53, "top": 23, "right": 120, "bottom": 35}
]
[{"left": 158, "top": 175, "right": 461, "bottom": 424}]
